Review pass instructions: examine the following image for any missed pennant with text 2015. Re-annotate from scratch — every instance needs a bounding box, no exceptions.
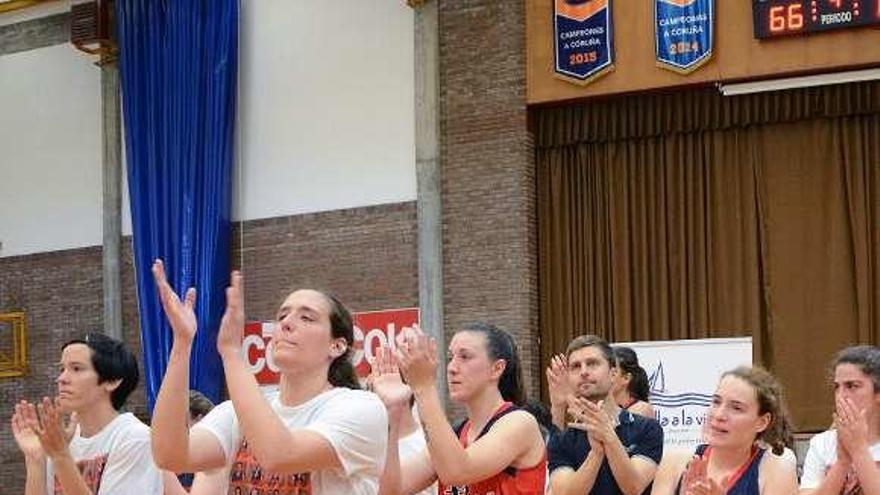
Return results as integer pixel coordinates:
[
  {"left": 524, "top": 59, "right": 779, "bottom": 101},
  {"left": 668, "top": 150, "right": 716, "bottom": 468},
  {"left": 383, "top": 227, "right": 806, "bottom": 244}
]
[
  {"left": 553, "top": 0, "right": 614, "bottom": 85},
  {"left": 655, "top": 0, "right": 714, "bottom": 74}
]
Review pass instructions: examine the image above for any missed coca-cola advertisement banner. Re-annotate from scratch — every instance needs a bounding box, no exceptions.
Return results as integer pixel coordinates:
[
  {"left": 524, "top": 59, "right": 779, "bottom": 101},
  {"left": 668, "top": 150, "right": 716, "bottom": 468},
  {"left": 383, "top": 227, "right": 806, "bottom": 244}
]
[{"left": 243, "top": 308, "right": 420, "bottom": 385}]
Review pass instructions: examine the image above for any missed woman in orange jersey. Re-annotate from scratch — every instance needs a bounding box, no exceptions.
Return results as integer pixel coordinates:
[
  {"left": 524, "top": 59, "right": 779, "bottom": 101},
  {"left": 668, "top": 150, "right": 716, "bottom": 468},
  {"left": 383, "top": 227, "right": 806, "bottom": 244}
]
[{"left": 374, "top": 323, "right": 546, "bottom": 495}]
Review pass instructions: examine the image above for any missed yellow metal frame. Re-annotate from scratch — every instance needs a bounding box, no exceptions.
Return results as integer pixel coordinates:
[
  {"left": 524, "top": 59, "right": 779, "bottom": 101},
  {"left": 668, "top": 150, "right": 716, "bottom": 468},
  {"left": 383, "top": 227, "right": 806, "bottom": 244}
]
[
  {"left": 0, "top": 0, "right": 57, "bottom": 15},
  {"left": 0, "top": 311, "right": 28, "bottom": 378}
]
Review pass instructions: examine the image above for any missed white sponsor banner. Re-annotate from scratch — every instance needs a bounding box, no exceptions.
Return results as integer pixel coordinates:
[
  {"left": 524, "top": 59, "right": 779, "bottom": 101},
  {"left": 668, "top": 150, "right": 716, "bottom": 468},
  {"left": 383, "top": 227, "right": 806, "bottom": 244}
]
[{"left": 622, "top": 337, "right": 752, "bottom": 451}]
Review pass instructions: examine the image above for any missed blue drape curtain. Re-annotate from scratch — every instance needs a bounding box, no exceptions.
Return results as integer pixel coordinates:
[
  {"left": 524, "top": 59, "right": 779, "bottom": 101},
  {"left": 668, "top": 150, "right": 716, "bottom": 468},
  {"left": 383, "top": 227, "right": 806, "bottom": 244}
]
[{"left": 116, "top": 0, "right": 238, "bottom": 409}]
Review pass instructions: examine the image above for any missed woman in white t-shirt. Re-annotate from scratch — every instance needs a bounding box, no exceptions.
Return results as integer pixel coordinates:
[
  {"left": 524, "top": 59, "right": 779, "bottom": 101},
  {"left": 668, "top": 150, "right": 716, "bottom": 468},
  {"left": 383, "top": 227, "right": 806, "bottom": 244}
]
[
  {"left": 365, "top": 332, "right": 438, "bottom": 495},
  {"left": 800, "top": 345, "right": 880, "bottom": 495},
  {"left": 149, "top": 259, "right": 388, "bottom": 495},
  {"left": 11, "top": 332, "right": 163, "bottom": 495}
]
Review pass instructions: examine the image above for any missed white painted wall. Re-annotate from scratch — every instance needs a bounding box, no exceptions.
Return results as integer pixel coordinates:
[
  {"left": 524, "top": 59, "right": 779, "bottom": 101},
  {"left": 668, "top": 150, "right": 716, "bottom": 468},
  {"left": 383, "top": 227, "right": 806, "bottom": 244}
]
[
  {"left": 0, "top": 44, "right": 102, "bottom": 257},
  {"left": 0, "top": 1, "right": 415, "bottom": 257},
  {"left": 235, "top": 0, "right": 416, "bottom": 220}
]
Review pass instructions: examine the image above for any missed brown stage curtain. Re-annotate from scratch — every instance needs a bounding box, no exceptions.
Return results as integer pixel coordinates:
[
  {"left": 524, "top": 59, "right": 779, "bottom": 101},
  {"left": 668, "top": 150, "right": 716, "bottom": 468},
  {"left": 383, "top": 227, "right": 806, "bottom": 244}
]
[{"left": 535, "top": 81, "right": 880, "bottom": 431}]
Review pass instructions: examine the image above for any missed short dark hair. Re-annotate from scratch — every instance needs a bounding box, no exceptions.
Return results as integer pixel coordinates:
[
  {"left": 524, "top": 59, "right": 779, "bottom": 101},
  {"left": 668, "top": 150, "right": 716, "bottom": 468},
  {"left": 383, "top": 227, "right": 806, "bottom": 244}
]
[
  {"left": 566, "top": 334, "right": 615, "bottom": 367},
  {"left": 62, "top": 333, "right": 139, "bottom": 410},
  {"left": 189, "top": 390, "right": 215, "bottom": 420},
  {"left": 832, "top": 345, "right": 880, "bottom": 392}
]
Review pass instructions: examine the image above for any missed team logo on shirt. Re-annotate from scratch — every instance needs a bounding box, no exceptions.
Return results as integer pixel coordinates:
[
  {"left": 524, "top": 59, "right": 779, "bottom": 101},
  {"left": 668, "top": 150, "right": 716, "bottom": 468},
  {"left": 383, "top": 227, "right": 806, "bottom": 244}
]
[
  {"left": 442, "top": 481, "right": 502, "bottom": 494},
  {"left": 229, "top": 440, "right": 312, "bottom": 495},
  {"left": 53, "top": 454, "right": 108, "bottom": 495},
  {"left": 443, "top": 487, "right": 479, "bottom": 495}
]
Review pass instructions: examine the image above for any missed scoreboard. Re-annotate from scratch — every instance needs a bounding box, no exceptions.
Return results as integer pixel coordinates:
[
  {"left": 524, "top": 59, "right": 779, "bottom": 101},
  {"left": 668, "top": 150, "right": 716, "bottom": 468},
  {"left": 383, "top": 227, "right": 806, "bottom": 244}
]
[{"left": 754, "top": 0, "right": 880, "bottom": 38}]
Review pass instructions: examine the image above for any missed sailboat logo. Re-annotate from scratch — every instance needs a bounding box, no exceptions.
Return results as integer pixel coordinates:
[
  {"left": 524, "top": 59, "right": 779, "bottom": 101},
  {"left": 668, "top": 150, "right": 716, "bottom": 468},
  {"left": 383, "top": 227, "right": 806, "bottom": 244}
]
[{"left": 647, "top": 361, "right": 712, "bottom": 407}]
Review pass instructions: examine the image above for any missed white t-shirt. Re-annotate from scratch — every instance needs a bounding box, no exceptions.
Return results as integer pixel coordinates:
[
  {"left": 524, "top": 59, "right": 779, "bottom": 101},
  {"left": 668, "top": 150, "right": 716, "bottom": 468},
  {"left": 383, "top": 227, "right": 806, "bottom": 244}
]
[
  {"left": 195, "top": 387, "right": 388, "bottom": 495},
  {"left": 398, "top": 428, "right": 437, "bottom": 495},
  {"left": 45, "top": 412, "right": 162, "bottom": 495},
  {"left": 801, "top": 429, "right": 880, "bottom": 492}
]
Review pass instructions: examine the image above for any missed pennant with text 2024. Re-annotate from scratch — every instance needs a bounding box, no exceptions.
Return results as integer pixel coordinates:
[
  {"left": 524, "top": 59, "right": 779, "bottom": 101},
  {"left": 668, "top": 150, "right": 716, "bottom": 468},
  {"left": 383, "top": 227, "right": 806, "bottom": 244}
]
[
  {"left": 554, "top": 0, "right": 615, "bottom": 85},
  {"left": 655, "top": 0, "right": 714, "bottom": 74}
]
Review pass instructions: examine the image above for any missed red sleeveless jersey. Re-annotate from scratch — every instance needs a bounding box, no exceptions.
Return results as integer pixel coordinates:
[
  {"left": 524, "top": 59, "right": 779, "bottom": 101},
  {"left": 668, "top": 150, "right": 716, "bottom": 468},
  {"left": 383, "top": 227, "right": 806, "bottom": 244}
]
[{"left": 437, "top": 402, "right": 547, "bottom": 495}]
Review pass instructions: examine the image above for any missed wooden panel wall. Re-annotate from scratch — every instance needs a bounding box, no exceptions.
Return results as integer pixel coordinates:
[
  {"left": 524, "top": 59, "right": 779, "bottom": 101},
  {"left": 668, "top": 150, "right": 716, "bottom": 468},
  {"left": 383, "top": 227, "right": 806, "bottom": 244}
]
[{"left": 527, "top": 0, "right": 880, "bottom": 103}]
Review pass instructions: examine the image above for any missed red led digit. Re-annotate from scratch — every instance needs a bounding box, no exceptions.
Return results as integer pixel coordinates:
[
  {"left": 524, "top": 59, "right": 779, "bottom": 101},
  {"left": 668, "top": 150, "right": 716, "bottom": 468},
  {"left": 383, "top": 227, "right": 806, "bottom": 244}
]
[
  {"left": 770, "top": 5, "right": 786, "bottom": 31},
  {"left": 789, "top": 3, "right": 805, "bottom": 28}
]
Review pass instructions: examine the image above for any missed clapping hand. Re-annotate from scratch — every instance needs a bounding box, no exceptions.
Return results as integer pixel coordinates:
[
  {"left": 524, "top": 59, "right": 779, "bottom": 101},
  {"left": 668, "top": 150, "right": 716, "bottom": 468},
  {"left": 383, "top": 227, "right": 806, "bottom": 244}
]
[
  {"left": 546, "top": 354, "right": 573, "bottom": 411},
  {"left": 368, "top": 346, "right": 413, "bottom": 423},
  {"left": 12, "top": 400, "right": 45, "bottom": 463},
  {"left": 835, "top": 395, "right": 868, "bottom": 461},
  {"left": 217, "top": 271, "right": 245, "bottom": 360},
  {"left": 682, "top": 454, "right": 726, "bottom": 495},
  {"left": 396, "top": 324, "right": 439, "bottom": 392},
  {"left": 568, "top": 396, "right": 614, "bottom": 452},
  {"left": 153, "top": 259, "right": 197, "bottom": 343},
  {"left": 15, "top": 398, "right": 79, "bottom": 461}
]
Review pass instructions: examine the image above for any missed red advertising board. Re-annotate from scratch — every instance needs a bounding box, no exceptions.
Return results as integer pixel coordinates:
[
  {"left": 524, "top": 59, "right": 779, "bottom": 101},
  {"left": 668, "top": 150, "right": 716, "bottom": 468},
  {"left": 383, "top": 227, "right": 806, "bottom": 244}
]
[{"left": 243, "top": 308, "right": 420, "bottom": 385}]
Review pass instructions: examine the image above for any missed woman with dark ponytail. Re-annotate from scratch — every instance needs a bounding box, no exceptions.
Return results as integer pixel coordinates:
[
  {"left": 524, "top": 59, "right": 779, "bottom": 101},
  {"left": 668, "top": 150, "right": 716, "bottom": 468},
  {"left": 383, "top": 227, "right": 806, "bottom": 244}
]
[
  {"left": 150, "top": 260, "right": 387, "bottom": 494},
  {"left": 372, "top": 322, "right": 546, "bottom": 495},
  {"left": 651, "top": 366, "right": 796, "bottom": 495},
  {"left": 322, "top": 291, "right": 361, "bottom": 390},
  {"left": 612, "top": 346, "right": 656, "bottom": 419}
]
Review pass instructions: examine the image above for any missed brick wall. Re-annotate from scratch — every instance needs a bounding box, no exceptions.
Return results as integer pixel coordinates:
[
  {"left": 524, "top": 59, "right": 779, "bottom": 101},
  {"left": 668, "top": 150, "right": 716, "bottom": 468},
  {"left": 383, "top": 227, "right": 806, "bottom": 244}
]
[
  {"left": 0, "top": 201, "right": 417, "bottom": 493},
  {"left": 233, "top": 202, "right": 418, "bottom": 318},
  {"left": 439, "top": 1, "right": 539, "bottom": 400}
]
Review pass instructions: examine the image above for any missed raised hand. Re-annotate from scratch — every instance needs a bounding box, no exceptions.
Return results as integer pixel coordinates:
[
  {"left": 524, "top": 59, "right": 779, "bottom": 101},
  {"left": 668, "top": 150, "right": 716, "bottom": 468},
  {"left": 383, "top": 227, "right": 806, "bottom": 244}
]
[
  {"left": 835, "top": 395, "right": 869, "bottom": 457},
  {"left": 369, "top": 346, "right": 413, "bottom": 421},
  {"left": 693, "top": 477, "right": 726, "bottom": 495},
  {"left": 681, "top": 455, "right": 706, "bottom": 495},
  {"left": 566, "top": 396, "right": 605, "bottom": 453},
  {"left": 682, "top": 454, "right": 726, "bottom": 495},
  {"left": 546, "top": 353, "right": 573, "bottom": 410},
  {"left": 396, "top": 324, "right": 439, "bottom": 391},
  {"left": 217, "top": 271, "right": 245, "bottom": 360},
  {"left": 569, "top": 397, "right": 616, "bottom": 447},
  {"left": 23, "top": 398, "right": 78, "bottom": 460},
  {"left": 152, "top": 259, "right": 197, "bottom": 343},
  {"left": 587, "top": 399, "right": 618, "bottom": 444},
  {"left": 11, "top": 401, "right": 45, "bottom": 462},
  {"left": 567, "top": 395, "right": 590, "bottom": 426}
]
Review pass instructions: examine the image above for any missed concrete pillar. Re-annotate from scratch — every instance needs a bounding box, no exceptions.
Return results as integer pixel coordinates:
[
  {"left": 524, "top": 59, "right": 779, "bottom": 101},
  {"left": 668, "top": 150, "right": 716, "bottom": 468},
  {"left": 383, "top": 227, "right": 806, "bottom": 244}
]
[
  {"left": 101, "top": 61, "right": 123, "bottom": 340},
  {"left": 411, "top": 0, "right": 446, "bottom": 404}
]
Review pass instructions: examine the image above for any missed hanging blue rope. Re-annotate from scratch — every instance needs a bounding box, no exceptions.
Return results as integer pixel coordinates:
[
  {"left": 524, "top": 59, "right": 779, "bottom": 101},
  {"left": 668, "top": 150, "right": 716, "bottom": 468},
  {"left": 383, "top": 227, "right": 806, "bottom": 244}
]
[{"left": 117, "top": 0, "right": 238, "bottom": 410}]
